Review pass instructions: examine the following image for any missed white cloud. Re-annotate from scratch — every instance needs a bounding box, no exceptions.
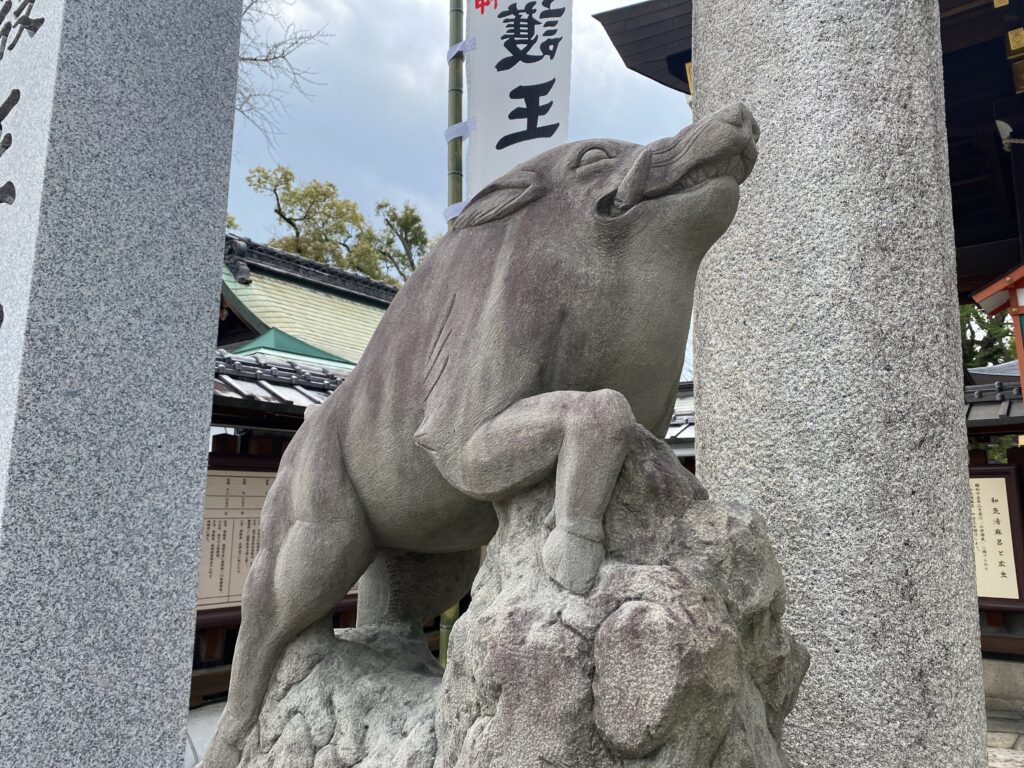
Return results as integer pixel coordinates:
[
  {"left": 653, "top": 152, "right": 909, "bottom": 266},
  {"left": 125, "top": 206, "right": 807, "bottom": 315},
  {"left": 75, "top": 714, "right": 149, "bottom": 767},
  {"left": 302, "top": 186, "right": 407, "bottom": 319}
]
[
  {"left": 572, "top": 0, "right": 637, "bottom": 88},
  {"left": 276, "top": 0, "right": 352, "bottom": 28},
  {"left": 330, "top": 0, "right": 447, "bottom": 102},
  {"left": 568, "top": 0, "right": 691, "bottom": 145},
  {"left": 229, "top": 0, "right": 690, "bottom": 236}
]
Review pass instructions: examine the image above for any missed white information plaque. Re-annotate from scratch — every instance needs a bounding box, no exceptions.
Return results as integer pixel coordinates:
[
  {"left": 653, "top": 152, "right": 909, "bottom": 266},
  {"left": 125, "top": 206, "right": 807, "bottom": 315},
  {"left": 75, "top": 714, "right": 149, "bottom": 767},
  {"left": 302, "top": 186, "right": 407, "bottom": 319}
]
[
  {"left": 970, "top": 476, "right": 1020, "bottom": 601},
  {"left": 197, "top": 470, "right": 274, "bottom": 609}
]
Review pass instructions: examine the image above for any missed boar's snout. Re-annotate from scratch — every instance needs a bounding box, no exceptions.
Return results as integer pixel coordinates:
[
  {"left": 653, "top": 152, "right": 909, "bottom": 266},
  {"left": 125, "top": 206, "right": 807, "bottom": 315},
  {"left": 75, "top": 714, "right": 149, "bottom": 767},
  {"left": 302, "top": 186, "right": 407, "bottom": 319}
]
[{"left": 611, "top": 102, "right": 759, "bottom": 216}]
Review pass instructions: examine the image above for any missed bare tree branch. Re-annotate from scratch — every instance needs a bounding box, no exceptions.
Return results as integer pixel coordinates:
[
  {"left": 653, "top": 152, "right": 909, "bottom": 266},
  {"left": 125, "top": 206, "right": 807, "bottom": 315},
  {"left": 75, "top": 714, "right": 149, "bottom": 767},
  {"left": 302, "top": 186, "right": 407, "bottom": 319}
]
[{"left": 237, "top": 0, "right": 331, "bottom": 146}]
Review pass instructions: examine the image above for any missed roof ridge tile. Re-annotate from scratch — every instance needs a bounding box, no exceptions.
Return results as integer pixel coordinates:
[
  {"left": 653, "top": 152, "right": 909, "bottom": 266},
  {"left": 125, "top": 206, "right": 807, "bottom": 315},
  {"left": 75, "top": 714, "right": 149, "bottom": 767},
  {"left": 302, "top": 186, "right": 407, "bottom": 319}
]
[{"left": 225, "top": 233, "right": 398, "bottom": 304}]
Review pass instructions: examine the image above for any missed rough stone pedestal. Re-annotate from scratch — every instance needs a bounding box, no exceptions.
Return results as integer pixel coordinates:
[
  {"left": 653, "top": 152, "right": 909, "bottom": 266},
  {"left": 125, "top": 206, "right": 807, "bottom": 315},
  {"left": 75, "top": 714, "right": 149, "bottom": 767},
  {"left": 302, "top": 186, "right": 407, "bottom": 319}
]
[
  {"left": 236, "top": 427, "right": 807, "bottom": 768},
  {"left": 691, "top": 1, "right": 987, "bottom": 766},
  {"left": 0, "top": 3, "right": 241, "bottom": 766},
  {"left": 236, "top": 626, "right": 442, "bottom": 768}
]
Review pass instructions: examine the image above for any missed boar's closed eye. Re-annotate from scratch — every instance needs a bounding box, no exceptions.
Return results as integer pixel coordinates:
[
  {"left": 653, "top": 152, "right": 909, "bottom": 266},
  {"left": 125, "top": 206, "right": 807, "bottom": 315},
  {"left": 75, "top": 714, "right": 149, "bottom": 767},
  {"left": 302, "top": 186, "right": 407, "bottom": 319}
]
[{"left": 575, "top": 146, "right": 614, "bottom": 167}]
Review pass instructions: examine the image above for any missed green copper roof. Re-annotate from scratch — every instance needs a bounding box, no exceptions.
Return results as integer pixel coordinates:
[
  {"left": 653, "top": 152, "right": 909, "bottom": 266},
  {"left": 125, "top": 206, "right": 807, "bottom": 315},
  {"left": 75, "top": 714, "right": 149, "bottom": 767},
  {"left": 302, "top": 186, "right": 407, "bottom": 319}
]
[
  {"left": 222, "top": 264, "right": 387, "bottom": 364},
  {"left": 231, "top": 328, "right": 353, "bottom": 365}
]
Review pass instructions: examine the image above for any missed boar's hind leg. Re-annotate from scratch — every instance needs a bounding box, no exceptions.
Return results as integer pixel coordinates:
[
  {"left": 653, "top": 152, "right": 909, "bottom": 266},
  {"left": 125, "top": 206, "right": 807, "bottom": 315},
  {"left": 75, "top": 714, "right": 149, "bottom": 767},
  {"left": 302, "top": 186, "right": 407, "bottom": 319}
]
[
  {"left": 356, "top": 548, "right": 482, "bottom": 633},
  {"left": 423, "top": 389, "right": 635, "bottom": 595}
]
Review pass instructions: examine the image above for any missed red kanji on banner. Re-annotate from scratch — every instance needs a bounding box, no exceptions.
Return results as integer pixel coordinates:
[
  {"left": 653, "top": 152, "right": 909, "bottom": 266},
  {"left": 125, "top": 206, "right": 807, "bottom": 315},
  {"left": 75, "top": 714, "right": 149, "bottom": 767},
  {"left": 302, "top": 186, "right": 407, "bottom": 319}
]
[{"left": 476, "top": 0, "right": 498, "bottom": 13}]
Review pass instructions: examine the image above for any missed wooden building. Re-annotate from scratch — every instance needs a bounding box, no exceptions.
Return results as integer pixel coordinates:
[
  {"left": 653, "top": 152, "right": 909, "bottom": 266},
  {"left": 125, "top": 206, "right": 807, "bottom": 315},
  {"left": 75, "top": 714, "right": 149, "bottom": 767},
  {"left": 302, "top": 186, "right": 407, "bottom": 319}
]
[{"left": 596, "top": 0, "right": 1024, "bottom": 295}]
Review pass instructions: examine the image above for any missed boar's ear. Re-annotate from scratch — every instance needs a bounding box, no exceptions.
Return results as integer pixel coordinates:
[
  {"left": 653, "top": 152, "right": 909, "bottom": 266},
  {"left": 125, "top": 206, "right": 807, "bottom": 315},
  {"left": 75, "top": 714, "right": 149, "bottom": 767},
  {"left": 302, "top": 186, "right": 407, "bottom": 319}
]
[{"left": 453, "top": 170, "right": 546, "bottom": 230}]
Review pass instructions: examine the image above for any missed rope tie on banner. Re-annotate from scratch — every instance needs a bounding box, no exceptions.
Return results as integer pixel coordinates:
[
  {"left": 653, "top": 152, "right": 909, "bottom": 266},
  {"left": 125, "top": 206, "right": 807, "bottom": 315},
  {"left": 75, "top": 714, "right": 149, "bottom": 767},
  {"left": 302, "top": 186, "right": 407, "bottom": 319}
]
[
  {"left": 444, "top": 117, "right": 473, "bottom": 222},
  {"left": 447, "top": 36, "right": 477, "bottom": 63},
  {"left": 445, "top": 117, "right": 475, "bottom": 144},
  {"left": 445, "top": 35, "right": 476, "bottom": 224}
]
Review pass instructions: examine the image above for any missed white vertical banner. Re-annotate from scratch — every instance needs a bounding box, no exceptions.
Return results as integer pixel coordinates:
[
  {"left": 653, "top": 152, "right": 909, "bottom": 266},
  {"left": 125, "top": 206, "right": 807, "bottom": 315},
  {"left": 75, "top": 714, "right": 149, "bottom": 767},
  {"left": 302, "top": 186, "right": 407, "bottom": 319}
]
[{"left": 464, "top": 0, "right": 572, "bottom": 201}]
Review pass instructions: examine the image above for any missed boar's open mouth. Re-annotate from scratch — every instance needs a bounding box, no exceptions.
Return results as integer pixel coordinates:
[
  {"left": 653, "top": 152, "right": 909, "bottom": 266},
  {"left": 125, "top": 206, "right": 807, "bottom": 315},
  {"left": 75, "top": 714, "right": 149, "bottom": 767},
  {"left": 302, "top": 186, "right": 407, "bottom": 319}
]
[
  {"left": 599, "top": 108, "right": 759, "bottom": 219},
  {"left": 658, "top": 153, "right": 750, "bottom": 196},
  {"left": 599, "top": 144, "right": 755, "bottom": 219}
]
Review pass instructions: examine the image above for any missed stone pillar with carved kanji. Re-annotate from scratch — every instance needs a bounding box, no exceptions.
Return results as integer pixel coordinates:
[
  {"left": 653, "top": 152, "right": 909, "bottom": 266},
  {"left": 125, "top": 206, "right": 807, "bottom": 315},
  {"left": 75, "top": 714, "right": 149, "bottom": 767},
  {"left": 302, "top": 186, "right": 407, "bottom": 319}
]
[{"left": 0, "top": 2, "right": 241, "bottom": 765}]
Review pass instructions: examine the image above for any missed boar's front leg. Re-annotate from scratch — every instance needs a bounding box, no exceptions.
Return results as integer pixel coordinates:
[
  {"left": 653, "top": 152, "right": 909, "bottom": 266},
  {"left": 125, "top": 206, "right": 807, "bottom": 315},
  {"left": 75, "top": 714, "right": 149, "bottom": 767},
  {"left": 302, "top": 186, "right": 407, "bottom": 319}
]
[{"left": 417, "top": 389, "right": 634, "bottom": 594}]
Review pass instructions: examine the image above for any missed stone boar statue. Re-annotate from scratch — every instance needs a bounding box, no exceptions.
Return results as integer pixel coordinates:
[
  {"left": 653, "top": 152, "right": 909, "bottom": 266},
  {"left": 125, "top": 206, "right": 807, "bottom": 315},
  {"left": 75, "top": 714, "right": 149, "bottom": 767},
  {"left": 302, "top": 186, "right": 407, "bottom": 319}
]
[{"left": 203, "top": 101, "right": 760, "bottom": 768}]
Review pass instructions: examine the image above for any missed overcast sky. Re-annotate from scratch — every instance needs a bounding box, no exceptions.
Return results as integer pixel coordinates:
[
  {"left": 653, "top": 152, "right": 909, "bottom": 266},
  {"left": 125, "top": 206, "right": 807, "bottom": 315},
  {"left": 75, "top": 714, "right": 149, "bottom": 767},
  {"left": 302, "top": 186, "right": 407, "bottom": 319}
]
[{"left": 227, "top": 0, "right": 692, "bottom": 240}]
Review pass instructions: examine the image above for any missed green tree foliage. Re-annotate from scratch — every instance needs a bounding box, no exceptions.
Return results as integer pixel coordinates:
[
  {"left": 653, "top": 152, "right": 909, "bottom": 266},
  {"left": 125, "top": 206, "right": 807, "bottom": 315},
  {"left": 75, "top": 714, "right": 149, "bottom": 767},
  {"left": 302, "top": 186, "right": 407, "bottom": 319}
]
[
  {"left": 246, "top": 165, "right": 432, "bottom": 285},
  {"left": 246, "top": 165, "right": 366, "bottom": 267},
  {"left": 962, "top": 305, "right": 1019, "bottom": 464},
  {"left": 351, "top": 202, "right": 431, "bottom": 283},
  {"left": 960, "top": 304, "right": 1017, "bottom": 369}
]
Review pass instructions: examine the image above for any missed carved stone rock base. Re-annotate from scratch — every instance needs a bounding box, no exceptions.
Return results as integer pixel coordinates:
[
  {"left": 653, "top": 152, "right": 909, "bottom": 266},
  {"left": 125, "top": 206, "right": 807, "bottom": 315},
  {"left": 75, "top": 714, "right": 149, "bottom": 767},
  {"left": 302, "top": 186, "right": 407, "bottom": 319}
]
[
  {"left": 238, "top": 626, "right": 440, "bottom": 768},
  {"left": 436, "top": 427, "right": 808, "bottom": 767},
  {"left": 238, "top": 426, "right": 807, "bottom": 768}
]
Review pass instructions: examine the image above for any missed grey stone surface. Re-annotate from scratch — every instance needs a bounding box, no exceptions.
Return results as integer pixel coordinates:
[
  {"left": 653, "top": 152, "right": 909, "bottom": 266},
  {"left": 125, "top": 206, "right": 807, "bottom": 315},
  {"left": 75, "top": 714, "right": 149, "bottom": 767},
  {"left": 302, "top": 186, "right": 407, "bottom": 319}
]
[
  {"left": 188, "top": 704, "right": 227, "bottom": 768},
  {"left": 205, "top": 103, "right": 761, "bottom": 767},
  {"left": 991, "top": 749, "right": 1024, "bottom": 768},
  {"left": 690, "top": 2, "right": 987, "bottom": 767},
  {"left": 0, "top": 2, "right": 242, "bottom": 766},
  {"left": 986, "top": 659, "right": 1024, "bottom": 712},
  {"left": 990, "top": 733, "right": 1020, "bottom": 751},
  {"left": 224, "top": 427, "right": 806, "bottom": 768},
  {"left": 236, "top": 625, "right": 441, "bottom": 768}
]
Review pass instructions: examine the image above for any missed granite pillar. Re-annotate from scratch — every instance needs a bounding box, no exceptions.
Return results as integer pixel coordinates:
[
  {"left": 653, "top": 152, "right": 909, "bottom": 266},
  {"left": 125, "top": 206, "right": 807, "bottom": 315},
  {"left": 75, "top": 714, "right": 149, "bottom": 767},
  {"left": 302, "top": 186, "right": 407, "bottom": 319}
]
[
  {"left": 0, "top": 3, "right": 241, "bottom": 766},
  {"left": 691, "top": 2, "right": 987, "bottom": 766}
]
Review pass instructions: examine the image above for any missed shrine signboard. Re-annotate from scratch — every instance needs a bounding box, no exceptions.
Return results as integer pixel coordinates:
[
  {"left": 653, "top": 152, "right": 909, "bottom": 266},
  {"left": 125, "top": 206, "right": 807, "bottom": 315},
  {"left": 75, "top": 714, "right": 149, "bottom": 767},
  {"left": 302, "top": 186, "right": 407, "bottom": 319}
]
[
  {"left": 971, "top": 465, "right": 1024, "bottom": 609},
  {"left": 198, "top": 470, "right": 273, "bottom": 610}
]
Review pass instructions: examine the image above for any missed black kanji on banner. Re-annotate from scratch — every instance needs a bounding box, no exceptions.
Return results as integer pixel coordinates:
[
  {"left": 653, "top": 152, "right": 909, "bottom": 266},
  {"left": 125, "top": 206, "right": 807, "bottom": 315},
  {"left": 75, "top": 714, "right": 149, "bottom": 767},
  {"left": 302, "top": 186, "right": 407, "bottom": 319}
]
[
  {"left": 496, "top": 79, "right": 559, "bottom": 149},
  {"left": 0, "top": 88, "right": 19, "bottom": 204},
  {"left": 496, "top": 0, "right": 565, "bottom": 72}
]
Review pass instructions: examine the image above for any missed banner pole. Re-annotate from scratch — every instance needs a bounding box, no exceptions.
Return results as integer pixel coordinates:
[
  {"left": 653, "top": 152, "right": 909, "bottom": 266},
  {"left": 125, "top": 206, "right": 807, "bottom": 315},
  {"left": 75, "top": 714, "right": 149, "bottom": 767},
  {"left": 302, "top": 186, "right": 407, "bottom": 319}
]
[
  {"left": 447, "top": 0, "right": 465, "bottom": 231},
  {"left": 440, "top": 0, "right": 465, "bottom": 668}
]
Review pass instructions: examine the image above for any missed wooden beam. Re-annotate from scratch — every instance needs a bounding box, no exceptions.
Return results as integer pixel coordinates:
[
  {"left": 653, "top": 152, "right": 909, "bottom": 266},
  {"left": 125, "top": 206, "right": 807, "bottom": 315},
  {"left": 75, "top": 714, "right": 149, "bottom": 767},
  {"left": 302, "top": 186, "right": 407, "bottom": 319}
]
[
  {"left": 941, "top": 0, "right": 1000, "bottom": 17},
  {"left": 942, "top": 4, "right": 1020, "bottom": 52},
  {"left": 1010, "top": 141, "right": 1024, "bottom": 260},
  {"left": 958, "top": 239, "right": 1022, "bottom": 278},
  {"left": 981, "top": 633, "right": 1024, "bottom": 652},
  {"left": 189, "top": 665, "right": 232, "bottom": 708},
  {"left": 971, "top": 263, "right": 1024, "bottom": 302}
]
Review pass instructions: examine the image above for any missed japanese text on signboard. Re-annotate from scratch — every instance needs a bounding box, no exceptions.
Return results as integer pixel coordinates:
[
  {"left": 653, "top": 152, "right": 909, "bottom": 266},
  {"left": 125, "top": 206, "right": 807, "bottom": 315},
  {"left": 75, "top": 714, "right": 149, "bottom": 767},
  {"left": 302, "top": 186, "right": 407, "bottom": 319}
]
[
  {"left": 199, "top": 471, "right": 273, "bottom": 609},
  {"left": 970, "top": 476, "right": 1020, "bottom": 601}
]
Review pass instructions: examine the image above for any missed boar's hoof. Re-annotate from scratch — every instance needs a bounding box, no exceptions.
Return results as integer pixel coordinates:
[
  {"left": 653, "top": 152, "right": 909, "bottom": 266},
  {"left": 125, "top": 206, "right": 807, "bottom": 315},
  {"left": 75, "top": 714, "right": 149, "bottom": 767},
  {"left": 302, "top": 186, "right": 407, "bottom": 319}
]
[{"left": 542, "top": 527, "right": 604, "bottom": 594}]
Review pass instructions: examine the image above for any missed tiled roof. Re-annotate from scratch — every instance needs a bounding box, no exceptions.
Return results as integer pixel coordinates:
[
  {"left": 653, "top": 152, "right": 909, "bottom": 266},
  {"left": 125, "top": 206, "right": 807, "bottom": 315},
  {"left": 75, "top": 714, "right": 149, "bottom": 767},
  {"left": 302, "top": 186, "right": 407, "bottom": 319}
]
[
  {"left": 213, "top": 349, "right": 346, "bottom": 410},
  {"left": 230, "top": 327, "right": 354, "bottom": 367},
  {"left": 666, "top": 378, "right": 1024, "bottom": 444},
  {"left": 666, "top": 382, "right": 695, "bottom": 456},
  {"left": 665, "top": 412, "right": 695, "bottom": 443},
  {"left": 967, "top": 361, "right": 1021, "bottom": 385},
  {"left": 225, "top": 235, "right": 397, "bottom": 305},
  {"left": 222, "top": 236, "right": 392, "bottom": 364},
  {"left": 213, "top": 359, "right": 700, "bottom": 449},
  {"left": 594, "top": 0, "right": 692, "bottom": 94},
  {"left": 965, "top": 380, "right": 1024, "bottom": 430}
]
